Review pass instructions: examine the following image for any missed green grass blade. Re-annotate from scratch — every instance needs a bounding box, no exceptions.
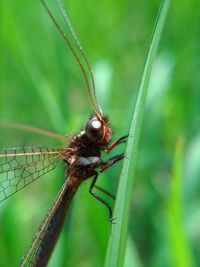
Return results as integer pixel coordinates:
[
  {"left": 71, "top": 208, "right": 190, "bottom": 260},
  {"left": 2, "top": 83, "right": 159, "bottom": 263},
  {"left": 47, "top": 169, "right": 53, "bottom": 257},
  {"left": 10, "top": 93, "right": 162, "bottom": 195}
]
[
  {"left": 104, "top": 1, "right": 170, "bottom": 267},
  {"left": 166, "top": 137, "right": 195, "bottom": 267}
]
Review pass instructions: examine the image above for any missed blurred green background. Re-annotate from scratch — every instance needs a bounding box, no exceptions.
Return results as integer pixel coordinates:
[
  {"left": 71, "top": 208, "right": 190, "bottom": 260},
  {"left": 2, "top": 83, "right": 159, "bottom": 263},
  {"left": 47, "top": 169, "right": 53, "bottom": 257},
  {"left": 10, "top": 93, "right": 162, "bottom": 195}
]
[{"left": 0, "top": 0, "right": 199, "bottom": 266}]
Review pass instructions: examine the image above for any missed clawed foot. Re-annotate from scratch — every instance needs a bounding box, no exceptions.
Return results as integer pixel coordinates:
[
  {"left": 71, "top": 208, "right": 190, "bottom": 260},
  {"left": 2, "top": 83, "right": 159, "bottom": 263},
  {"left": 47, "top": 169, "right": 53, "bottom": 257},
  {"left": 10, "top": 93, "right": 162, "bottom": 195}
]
[{"left": 110, "top": 217, "right": 117, "bottom": 224}]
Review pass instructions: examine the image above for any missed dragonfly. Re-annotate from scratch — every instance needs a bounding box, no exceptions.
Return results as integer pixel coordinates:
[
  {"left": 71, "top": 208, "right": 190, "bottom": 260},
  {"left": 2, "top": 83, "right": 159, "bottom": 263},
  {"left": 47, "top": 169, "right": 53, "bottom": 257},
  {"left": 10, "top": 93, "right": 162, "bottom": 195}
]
[{"left": 1, "top": 0, "right": 127, "bottom": 266}]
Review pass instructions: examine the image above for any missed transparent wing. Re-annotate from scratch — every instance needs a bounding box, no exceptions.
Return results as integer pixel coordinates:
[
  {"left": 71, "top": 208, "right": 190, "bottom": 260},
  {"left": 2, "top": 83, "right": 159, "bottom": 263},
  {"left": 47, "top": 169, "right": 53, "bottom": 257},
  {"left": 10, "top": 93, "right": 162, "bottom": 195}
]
[{"left": 0, "top": 147, "right": 63, "bottom": 201}]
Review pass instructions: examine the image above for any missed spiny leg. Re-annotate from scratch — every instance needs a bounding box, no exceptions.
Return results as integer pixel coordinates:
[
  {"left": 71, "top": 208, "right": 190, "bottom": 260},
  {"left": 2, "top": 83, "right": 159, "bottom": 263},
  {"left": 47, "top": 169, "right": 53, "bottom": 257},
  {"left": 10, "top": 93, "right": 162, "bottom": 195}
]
[
  {"left": 100, "top": 153, "right": 124, "bottom": 173},
  {"left": 89, "top": 171, "right": 116, "bottom": 223},
  {"left": 104, "top": 135, "right": 128, "bottom": 153},
  {"left": 96, "top": 153, "right": 125, "bottom": 203},
  {"left": 94, "top": 184, "right": 115, "bottom": 200},
  {"left": 89, "top": 153, "right": 125, "bottom": 222}
]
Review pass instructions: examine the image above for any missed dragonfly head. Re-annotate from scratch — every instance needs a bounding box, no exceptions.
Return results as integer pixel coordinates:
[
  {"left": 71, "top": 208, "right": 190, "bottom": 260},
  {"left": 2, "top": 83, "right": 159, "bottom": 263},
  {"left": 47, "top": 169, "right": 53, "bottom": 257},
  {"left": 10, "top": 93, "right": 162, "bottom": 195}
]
[{"left": 85, "top": 115, "right": 111, "bottom": 145}]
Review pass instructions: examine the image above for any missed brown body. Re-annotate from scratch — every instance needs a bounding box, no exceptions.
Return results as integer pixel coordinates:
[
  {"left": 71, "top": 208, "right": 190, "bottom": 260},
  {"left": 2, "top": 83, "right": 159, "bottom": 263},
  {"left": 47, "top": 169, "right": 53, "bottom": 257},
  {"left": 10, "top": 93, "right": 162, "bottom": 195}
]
[
  {"left": 20, "top": 115, "right": 115, "bottom": 266},
  {"left": 66, "top": 116, "right": 112, "bottom": 179},
  {"left": 25, "top": 176, "right": 81, "bottom": 267}
]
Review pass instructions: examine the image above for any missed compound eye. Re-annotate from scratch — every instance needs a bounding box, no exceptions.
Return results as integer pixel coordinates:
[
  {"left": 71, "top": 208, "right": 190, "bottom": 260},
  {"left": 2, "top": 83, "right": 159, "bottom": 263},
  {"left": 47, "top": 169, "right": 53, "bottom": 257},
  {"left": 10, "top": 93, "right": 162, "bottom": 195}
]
[{"left": 85, "top": 118, "right": 103, "bottom": 142}]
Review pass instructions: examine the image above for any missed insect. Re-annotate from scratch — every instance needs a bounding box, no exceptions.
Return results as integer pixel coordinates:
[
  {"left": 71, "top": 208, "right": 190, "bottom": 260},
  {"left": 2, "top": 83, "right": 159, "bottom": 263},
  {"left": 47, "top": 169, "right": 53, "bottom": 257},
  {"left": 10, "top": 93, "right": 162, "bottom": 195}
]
[{"left": 0, "top": 0, "right": 127, "bottom": 266}]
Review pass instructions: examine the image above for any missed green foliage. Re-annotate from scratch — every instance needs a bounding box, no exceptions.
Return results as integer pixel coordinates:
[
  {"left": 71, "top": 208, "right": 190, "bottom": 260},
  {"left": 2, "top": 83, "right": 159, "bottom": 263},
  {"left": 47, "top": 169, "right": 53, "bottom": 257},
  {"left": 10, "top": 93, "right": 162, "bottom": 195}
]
[
  {"left": 105, "top": 1, "right": 170, "bottom": 266},
  {"left": 0, "top": 0, "right": 199, "bottom": 267}
]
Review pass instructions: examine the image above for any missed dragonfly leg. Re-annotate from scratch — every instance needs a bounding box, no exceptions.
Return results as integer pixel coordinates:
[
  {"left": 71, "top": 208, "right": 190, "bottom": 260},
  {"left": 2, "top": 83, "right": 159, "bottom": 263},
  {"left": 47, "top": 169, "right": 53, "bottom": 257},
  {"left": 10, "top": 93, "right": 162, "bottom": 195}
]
[
  {"left": 94, "top": 184, "right": 115, "bottom": 200},
  {"left": 89, "top": 171, "right": 115, "bottom": 223},
  {"left": 104, "top": 135, "right": 128, "bottom": 153},
  {"left": 100, "top": 153, "right": 124, "bottom": 173}
]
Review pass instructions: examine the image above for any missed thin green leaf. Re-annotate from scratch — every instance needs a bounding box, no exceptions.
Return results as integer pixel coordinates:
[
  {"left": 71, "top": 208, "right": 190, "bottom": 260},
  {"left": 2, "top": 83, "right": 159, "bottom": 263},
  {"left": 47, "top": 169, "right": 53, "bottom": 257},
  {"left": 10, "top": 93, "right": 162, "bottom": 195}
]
[
  {"left": 166, "top": 137, "right": 195, "bottom": 267},
  {"left": 104, "top": 1, "right": 171, "bottom": 267}
]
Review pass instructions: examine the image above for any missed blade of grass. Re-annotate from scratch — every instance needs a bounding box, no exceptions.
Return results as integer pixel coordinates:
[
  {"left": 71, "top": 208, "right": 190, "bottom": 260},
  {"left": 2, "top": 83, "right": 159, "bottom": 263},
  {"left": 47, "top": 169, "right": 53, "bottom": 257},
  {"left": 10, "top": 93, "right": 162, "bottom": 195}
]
[
  {"left": 124, "top": 237, "right": 143, "bottom": 267},
  {"left": 104, "top": 1, "right": 170, "bottom": 267},
  {"left": 166, "top": 136, "right": 195, "bottom": 267}
]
